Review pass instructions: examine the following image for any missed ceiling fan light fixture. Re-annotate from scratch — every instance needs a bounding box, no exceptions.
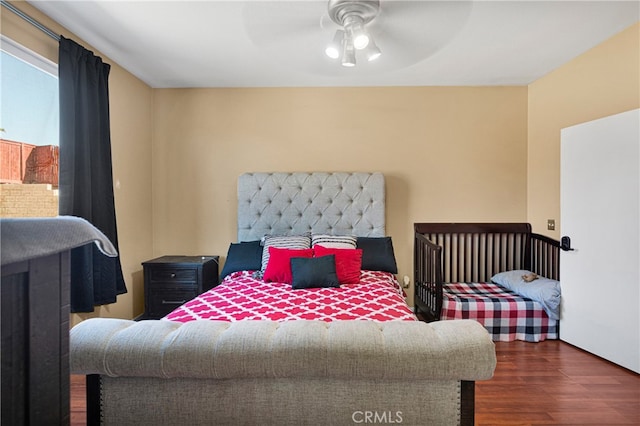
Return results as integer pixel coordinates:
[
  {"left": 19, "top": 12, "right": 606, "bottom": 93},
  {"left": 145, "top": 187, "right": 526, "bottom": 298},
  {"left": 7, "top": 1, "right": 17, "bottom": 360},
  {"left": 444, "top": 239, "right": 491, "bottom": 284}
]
[
  {"left": 352, "top": 31, "right": 370, "bottom": 50},
  {"left": 326, "top": 0, "right": 380, "bottom": 66},
  {"left": 344, "top": 15, "right": 369, "bottom": 49},
  {"left": 325, "top": 29, "right": 344, "bottom": 59},
  {"left": 365, "top": 36, "right": 381, "bottom": 61},
  {"left": 341, "top": 36, "right": 356, "bottom": 67}
]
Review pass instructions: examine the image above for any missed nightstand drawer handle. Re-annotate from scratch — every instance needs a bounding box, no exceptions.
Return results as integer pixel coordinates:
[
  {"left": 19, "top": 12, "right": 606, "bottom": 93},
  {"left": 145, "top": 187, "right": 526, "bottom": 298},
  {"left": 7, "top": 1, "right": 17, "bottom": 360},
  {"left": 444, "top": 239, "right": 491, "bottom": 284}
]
[
  {"left": 170, "top": 273, "right": 176, "bottom": 278},
  {"left": 162, "top": 299, "right": 186, "bottom": 305}
]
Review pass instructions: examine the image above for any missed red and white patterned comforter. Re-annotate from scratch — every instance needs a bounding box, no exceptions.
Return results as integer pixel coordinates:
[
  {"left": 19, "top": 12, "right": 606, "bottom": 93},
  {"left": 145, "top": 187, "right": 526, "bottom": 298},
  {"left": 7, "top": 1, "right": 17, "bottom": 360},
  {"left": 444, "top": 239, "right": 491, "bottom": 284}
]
[{"left": 165, "top": 270, "right": 417, "bottom": 323}]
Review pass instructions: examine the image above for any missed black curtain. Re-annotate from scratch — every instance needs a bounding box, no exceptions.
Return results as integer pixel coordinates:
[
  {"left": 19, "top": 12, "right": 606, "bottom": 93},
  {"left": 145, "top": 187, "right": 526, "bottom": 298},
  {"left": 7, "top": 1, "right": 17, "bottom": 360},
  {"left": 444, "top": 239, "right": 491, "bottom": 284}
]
[{"left": 58, "top": 36, "right": 127, "bottom": 312}]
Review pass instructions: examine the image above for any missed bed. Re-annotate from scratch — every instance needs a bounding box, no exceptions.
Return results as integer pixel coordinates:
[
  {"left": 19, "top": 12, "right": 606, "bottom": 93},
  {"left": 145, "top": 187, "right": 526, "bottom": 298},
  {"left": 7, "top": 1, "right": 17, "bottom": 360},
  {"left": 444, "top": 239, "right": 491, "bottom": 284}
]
[
  {"left": 71, "top": 173, "right": 498, "bottom": 426},
  {"left": 414, "top": 222, "right": 561, "bottom": 342},
  {"left": 165, "top": 172, "right": 416, "bottom": 323}
]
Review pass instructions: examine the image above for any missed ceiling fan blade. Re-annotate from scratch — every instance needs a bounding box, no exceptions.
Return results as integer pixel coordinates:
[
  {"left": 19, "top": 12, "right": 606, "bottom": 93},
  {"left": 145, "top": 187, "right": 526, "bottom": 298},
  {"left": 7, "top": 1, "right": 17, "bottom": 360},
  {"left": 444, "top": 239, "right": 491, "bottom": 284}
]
[
  {"left": 364, "top": 1, "right": 474, "bottom": 67},
  {"left": 242, "top": 1, "right": 334, "bottom": 47}
]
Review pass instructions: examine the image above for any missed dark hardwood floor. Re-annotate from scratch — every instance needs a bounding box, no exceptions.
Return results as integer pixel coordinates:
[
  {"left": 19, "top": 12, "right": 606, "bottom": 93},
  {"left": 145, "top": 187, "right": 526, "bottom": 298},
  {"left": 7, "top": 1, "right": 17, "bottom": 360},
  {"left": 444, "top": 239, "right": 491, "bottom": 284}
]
[
  {"left": 70, "top": 340, "right": 639, "bottom": 425},
  {"left": 70, "top": 374, "right": 87, "bottom": 426},
  {"left": 476, "top": 340, "right": 639, "bottom": 425}
]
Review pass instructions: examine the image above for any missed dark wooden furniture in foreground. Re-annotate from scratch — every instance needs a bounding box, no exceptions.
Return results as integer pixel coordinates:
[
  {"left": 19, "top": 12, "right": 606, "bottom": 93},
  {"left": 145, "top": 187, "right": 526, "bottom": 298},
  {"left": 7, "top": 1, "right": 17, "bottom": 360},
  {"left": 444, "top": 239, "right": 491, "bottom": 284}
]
[
  {"left": 140, "top": 255, "right": 219, "bottom": 319},
  {"left": 1, "top": 217, "right": 117, "bottom": 426},
  {"left": 1, "top": 252, "right": 70, "bottom": 426},
  {"left": 414, "top": 222, "right": 560, "bottom": 322}
]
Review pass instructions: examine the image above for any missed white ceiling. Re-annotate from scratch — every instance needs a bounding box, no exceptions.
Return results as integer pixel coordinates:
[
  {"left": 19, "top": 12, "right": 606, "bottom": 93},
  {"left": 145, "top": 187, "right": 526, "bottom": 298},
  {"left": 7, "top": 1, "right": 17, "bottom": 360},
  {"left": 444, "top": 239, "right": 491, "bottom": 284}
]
[{"left": 28, "top": 0, "right": 639, "bottom": 88}]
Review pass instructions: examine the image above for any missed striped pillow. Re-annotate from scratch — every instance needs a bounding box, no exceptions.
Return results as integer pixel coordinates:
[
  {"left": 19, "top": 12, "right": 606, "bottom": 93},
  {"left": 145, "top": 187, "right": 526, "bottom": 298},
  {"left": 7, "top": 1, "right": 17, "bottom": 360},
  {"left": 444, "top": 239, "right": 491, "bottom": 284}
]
[
  {"left": 260, "top": 234, "right": 312, "bottom": 273},
  {"left": 311, "top": 234, "right": 357, "bottom": 249}
]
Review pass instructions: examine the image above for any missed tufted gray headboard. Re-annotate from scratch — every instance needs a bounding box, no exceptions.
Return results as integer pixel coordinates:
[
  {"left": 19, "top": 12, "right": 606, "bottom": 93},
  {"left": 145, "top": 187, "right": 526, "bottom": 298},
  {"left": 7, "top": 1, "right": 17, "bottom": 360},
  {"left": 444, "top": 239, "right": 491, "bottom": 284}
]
[{"left": 237, "top": 172, "right": 385, "bottom": 241}]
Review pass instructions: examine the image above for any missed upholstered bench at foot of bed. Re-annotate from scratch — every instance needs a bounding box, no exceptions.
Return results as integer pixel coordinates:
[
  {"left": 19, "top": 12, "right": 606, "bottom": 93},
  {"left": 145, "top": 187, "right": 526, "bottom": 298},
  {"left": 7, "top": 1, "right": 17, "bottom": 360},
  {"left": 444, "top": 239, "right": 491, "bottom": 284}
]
[{"left": 71, "top": 318, "right": 497, "bottom": 426}]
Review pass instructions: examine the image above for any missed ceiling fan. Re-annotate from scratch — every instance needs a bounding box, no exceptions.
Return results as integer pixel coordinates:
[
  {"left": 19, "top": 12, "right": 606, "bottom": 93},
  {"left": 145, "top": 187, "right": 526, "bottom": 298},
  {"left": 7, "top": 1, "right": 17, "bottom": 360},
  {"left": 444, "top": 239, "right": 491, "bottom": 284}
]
[
  {"left": 241, "top": 0, "right": 473, "bottom": 76},
  {"left": 324, "top": 0, "right": 383, "bottom": 67}
]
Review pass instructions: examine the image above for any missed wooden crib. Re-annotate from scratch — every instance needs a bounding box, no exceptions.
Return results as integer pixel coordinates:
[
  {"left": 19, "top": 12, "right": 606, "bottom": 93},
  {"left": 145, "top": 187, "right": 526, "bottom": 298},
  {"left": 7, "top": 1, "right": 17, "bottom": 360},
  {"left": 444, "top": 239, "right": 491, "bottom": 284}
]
[{"left": 414, "top": 223, "right": 560, "bottom": 342}]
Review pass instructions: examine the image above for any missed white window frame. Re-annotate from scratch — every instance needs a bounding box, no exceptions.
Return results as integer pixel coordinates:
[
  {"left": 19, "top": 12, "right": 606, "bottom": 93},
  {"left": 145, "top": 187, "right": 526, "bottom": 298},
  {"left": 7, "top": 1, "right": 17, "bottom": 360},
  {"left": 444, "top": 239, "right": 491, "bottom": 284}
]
[{"left": 1, "top": 34, "right": 58, "bottom": 77}]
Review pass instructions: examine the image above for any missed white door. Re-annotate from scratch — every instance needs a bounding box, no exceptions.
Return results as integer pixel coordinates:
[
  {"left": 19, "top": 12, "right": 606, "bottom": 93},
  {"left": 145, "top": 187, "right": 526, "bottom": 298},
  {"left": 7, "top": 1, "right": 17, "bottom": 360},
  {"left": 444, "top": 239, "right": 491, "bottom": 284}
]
[{"left": 560, "top": 108, "right": 639, "bottom": 373}]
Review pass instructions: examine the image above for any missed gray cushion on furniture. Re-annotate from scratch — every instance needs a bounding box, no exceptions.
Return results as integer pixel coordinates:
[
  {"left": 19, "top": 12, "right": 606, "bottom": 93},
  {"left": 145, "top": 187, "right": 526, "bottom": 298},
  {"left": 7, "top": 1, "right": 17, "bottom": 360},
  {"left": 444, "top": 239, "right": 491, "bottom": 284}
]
[
  {"left": 71, "top": 318, "right": 497, "bottom": 425},
  {"left": 0, "top": 216, "right": 117, "bottom": 265},
  {"left": 71, "top": 318, "right": 496, "bottom": 381},
  {"left": 237, "top": 172, "right": 385, "bottom": 241}
]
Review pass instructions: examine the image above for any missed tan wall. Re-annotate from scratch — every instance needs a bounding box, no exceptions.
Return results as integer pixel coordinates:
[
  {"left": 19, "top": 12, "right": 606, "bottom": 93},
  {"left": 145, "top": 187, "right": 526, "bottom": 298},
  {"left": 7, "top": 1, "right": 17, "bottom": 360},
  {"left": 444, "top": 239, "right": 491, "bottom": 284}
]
[
  {"left": 527, "top": 22, "right": 640, "bottom": 239},
  {"left": 152, "top": 87, "right": 529, "bottom": 305},
  {"left": 10, "top": 2, "right": 634, "bottom": 314},
  {"left": 1, "top": 1, "right": 154, "bottom": 322}
]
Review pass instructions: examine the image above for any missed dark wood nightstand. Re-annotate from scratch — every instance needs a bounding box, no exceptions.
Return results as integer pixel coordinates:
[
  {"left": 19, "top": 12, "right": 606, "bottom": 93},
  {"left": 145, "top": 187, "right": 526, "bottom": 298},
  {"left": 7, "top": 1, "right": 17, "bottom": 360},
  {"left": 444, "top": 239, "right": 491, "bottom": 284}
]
[{"left": 140, "top": 255, "right": 219, "bottom": 320}]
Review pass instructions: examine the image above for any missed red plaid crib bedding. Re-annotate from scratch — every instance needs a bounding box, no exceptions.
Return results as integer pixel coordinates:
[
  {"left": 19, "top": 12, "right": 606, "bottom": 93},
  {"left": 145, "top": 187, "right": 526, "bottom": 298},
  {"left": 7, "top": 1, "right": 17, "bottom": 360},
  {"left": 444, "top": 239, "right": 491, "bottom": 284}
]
[
  {"left": 442, "top": 282, "right": 558, "bottom": 342},
  {"left": 165, "top": 270, "right": 417, "bottom": 322}
]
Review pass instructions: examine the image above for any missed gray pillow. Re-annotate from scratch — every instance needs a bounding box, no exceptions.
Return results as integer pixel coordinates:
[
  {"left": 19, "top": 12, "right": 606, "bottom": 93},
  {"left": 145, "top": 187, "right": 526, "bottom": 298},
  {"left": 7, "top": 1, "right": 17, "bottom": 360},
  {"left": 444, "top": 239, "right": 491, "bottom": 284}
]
[
  {"left": 291, "top": 255, "right": 340, "bottom": 290},
  {"left": 356, "top": 236, "right": 398, "bottom": 273},
  {"left": 220, "top": 240, "right": 262, "bottom": 279}
]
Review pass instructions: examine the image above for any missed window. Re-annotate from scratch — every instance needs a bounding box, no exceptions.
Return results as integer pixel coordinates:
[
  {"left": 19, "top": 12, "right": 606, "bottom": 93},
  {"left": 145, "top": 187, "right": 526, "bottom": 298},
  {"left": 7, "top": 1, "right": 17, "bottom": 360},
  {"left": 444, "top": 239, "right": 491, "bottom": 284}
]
[{"left": 1, "top": 35, "right": 59, "bottom": 217}]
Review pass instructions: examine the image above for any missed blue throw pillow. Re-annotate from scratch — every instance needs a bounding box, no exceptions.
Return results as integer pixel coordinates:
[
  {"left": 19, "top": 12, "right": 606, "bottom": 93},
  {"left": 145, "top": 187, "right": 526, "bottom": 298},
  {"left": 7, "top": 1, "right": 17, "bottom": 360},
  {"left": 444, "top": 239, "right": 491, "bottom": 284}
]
[
  {"left": 290, "top": 255, "right": 340, "bottom": 289},
  {"left": 356, "top": 237, "right": 398, "bottom": 274},
  {"left": 491, "top": 270, "right": 562, "bottom": 320},
  {"left": 220, "top": 240, "right": 263, "bottom": 279}
]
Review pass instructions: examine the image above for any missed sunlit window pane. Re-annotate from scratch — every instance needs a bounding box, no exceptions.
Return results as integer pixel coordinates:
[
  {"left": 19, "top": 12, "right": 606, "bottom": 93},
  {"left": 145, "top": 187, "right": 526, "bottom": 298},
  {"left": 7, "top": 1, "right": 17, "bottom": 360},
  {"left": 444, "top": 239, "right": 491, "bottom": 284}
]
[{"left": 1, "top": 37, "right": 59, "bottom": 217}]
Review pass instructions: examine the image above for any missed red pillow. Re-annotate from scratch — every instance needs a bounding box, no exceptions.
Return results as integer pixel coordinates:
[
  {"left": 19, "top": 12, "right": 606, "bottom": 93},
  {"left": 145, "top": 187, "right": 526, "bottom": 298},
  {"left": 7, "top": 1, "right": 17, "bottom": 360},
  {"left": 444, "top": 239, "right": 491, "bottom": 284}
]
[
  {"left": 263, "top": 247, "right": 313, "bottom": 284},
  {"left": 314, "top": 245, "right": 362, "bottom": 284}
]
